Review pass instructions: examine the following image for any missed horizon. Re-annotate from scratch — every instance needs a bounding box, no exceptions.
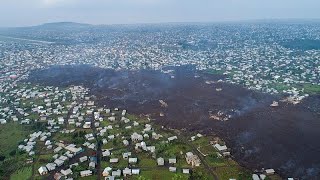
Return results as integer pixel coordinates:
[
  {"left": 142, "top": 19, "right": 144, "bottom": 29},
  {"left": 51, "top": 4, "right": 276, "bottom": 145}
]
[
  {"left": 1, "top": 0, "right": 320, "bottom": 27},
  {"left": 2, "top": 18, "right": 320, "bottom": 28}
]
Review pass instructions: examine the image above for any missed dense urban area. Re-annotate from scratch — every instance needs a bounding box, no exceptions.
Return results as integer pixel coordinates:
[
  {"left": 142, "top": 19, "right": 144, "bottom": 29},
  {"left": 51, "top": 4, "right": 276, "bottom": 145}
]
[{"left": 0, "top": 21, "right": 320, "bottom": 180}]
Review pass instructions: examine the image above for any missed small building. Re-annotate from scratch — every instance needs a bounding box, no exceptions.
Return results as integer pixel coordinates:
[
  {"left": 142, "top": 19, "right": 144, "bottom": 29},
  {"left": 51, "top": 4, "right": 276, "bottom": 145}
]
[
  {"left": 79, "top": 156, "right": 88, "bottom": 162},
  {"left": 169, "top": 158, "right": 177, "bottom": 164},
  {"left": 80, "top": 170, "right": 92, "bottom": 177},
  {"left": 102, "top": 167, "right": 112, "bottom": 177},
  {"left": 102, "top": 150, "right": 111, "bottom": 157},
  {"left": 54, "top": 159, "right": 64, "bottom": 167},
  {"left": 123, "top": 168, "right": 132, "bottom": 176},
  {"left": 89, "top": 161, "right": 96, "bottom": 169},
  {"left": 214, "top": 144, "right": 228, "bottom": 152},
  {"left": 185, "top": 152, "right": 201, "bottom": 167},
  {"left": 112, "top": 170, "right": 121, "bottom": 177},
  {"left": 265, "top": 169, "right": 275, "bottom": 175},
  {"left": 61, "top": 169, "right": 73, "bottom": 176},
  {"left": 123, "top": 140, "right": 129, "bottom": 146},
  {"left": 168, "top": 136, "right": 178, "bottom": 142},
  {"left": 129, "top": 157, "right": 138, "bottom": 164},
  {"left": 182, "top": 169, "right": 190, "bottom": 174},
  {"left": 169, "top": 167, "right": 177, "bottom": 173},
  {"left": 110, "top": 158, "right": 119, "bottom": 163},
  {"left": 252, "top": 174, "right": 260, "bottom": 180},
  {"left": 38, "top": 166, "right": 48, "bottom": 175},
  {"left": 46, "top": 163, "right": 56, "bottom": 171},
  {"left": 132, "top": 169, "right": 140, "bottom": 175},
  {"left": 157, "top": 157, "right": 164, "bottom": 166}
]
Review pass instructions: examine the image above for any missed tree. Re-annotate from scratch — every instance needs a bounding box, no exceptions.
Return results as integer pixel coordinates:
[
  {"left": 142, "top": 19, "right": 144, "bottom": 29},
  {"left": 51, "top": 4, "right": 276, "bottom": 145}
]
[
  {"left": 0, "top": 155, "right": 5, "bottom": 161},
  {"left": 9, "top": 150, "right": 16, "bottom": 156}
]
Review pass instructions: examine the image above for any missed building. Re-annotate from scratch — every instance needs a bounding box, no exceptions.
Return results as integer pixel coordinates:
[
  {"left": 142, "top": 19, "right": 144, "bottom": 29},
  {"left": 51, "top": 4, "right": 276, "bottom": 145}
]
[
  {"left": 265, "top": 169, "right": 275, "bottom": 175},
  {"left": 169, "top": 158, "right": 177, "bottom": 164},
  {"left": 38, "top": 166, "right": 48, "bottom": 175},
  {"left": 185, "top": 152, "right": 201, "bottom": 167},
  {"left": 182, "top": 169, "right": 190, "bottom": 174},
  {"left": 102, "top": 167, "right": 112, "bottom": 177},
  {"left": 214, "top": 143, "right": 228, "bottom": 152},
  {"left": 80, "top": 170, "right": 92, "bottom": 177},
  {"left": 157, "top": 157, "right": 164, "bottom": 166},
  {"left": 129, "top": 157, "right": 138, "bottom": 164},
  {"left": 169, "top": 167, "right": 177, "bottom": 172}
]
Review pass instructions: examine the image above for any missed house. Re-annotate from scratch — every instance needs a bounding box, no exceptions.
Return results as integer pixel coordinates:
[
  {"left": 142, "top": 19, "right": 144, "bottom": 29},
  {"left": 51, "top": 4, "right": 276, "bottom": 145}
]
[
  {"left": 132, "top": 169, "right": 140, "bottom": 175},
  {"left": 110, "top": 158, "right": 119, "bottom": 163},
  {"left": 169, "top": 158, "right": 177, "bottom": 164},
  {"left": 123, "top": 140, "right": 129, "bottom": 146},
  {"left": 122, "top": 152, "right": 132, "bottom": 159},
  {"left": 265, "top": 169, "right": 275, "bottom": 175},
  {"left": 123, "top": 168, "right": 132, "bottom": 176},
  {"left": 168, "top": 136, "right": 177, "bottom": 142},
  {"left": 108, "top": 117, "right": 116, "bottom": 121},
  {"left": 46, "top": 163, "right": 57, "bottom": 171},
  {"left": 79, "top": 156, "right": 88, "bottom": 162},
  {"left": 80, "top": 170, "right": 92, "bottom": 177},
  {"left": 129, "top": 157, "right": 138, "bottom": 164},
  {"left": 53, "top": 172, "right": 64, "bottom": 180},
  {"left": 131, "top": 132, "right": 143, "bottom": 142},
  {"left": 0, "top": 119, "right": 7, "bottom": 124},
  {"left": 185, "top": 152, "right": 201, "bottom": 167},
  {"left": 182, "top": 169, "right": 190, "bottom": 174},
  {"left": 102, "top": 167, "right": 112, "bottom": 177},
  {"left": 214, "top": 144, "right": 228, "bottom": 152},
  {"left": 112, "top": 170, "right": 121, "bottom": 177},
  {"left": 102, "top": 150, "right": 111, "bottom": 157},
  {"left": 121, "top": 110, "right": 127, "bottom": 116},
  {"left": 252, "top": 174, "right": 260, "bottom": 180},
  {"left": 89, "top": 161, "right": 96, "bottom": 169},
  {"left": 61, "top": 169, "right": 73, "bottom": 176},
  {"left": 38, "top": 166, "right": 48, "bottom": 175},
  {"left": 58, "top": 117, "right": 64, "bottom": 125},
  {"left": 54, "top": 159, "right": 64, "bottom": 167},
  {"left": 54, "top": 146, "right": 63, "bottom": 153},
  {"left": 168, "top": 167, "right": 176, "bottom": 172},
  {"left": 157, "top": 157, "right": 164, "bottom": 166}
]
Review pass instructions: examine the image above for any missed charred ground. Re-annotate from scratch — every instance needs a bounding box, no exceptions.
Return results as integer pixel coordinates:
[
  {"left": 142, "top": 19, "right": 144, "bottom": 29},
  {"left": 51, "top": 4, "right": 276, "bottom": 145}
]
[{"left": 27, "top": 65, "right": 320, "bottom": 179}]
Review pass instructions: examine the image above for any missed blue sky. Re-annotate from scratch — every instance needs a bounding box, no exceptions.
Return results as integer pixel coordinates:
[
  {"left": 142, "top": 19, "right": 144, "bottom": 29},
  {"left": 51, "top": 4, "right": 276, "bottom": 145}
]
[{"left": 0, "top": 0, "right": 320, "bottom": 27}]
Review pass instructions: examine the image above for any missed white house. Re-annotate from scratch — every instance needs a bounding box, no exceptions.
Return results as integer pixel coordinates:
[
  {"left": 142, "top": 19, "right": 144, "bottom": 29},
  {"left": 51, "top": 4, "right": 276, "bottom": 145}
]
[
  {"left": 80, "top": 170, "right": 92, "bottom": 177},
  {"left": 157, "top": 157, "right": 164, "bottom": 166},
  {"left": 38, "top": 166, "right": 48, "bottom": 175}
]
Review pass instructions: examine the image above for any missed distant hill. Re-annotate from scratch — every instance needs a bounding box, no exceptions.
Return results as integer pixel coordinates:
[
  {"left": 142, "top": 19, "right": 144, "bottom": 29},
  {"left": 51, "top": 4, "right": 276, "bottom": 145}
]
[{"left": 34, "top": 22, "right": 92, "bottom": 29}]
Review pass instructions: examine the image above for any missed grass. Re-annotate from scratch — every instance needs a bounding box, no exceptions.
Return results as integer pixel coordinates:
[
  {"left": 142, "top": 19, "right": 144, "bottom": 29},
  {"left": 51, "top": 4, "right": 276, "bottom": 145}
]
[
  {"left": 270, "top": 82, "right": 290, "bottom": 92},
  {"left": 10, "top": 166, "right": 32, "bottom": 180},
  {"left": 205, "top": 69, "right": 224, "bottom": 75},
  {"left": 138, "top": 155, "right": 157, "bottom": 168},
  {"left": 302, "top": 83, "right": 320, "bottom": 94},
  {"left": 0, "top": 122, "right": 31, "bottom": 157},
  {"left": 135, "top": 168, "right": 188, "bottom": 180},
  {"left": 205, "top": 154, "right": 227, "bottom": 167},
  {"left": 215, "top": 166, "right": 251, "bottom": 180}
]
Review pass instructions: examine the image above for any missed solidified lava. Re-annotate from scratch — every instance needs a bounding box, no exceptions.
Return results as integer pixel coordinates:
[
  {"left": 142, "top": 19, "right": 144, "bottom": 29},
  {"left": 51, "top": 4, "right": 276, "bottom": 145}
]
[{"left": 27, "top": 64, "right": 320, "bottom": 179}]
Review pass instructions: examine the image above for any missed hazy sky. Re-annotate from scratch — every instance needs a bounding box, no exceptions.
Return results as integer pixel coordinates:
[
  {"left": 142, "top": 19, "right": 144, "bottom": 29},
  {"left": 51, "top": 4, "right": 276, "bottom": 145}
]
[{"left": 0, "top": 0, "right": 320, "bottom": 27}]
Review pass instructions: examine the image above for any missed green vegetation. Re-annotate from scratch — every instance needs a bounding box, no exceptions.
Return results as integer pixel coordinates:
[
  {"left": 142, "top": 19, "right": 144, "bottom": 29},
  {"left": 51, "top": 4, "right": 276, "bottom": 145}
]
[
  {"left": 302, "top": 84, "right": 320, "bottom": 94},
  {"left": 0, "top": 122, "right": 31, "bottom": 157},
  {"left": 10, "top": 166, "right": 32, "bottom": 180},
  {"left": 270, "top": 82, "right": 290, "bottom": 92},
  {"left": 205, "top": 69, "right": 224, "bottom": 75},
  {"left": 137, "top": 168, "right": 188, "bottom": 180},
  {"left": 215, "top": 166, "right": 251, "bottom": 180}
]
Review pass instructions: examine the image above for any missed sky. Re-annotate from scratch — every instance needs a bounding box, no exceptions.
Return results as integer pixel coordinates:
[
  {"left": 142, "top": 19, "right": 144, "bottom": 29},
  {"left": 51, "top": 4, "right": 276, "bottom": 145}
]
[{"left": 0, "top": 0, "right": 320, "bottom": 27}]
